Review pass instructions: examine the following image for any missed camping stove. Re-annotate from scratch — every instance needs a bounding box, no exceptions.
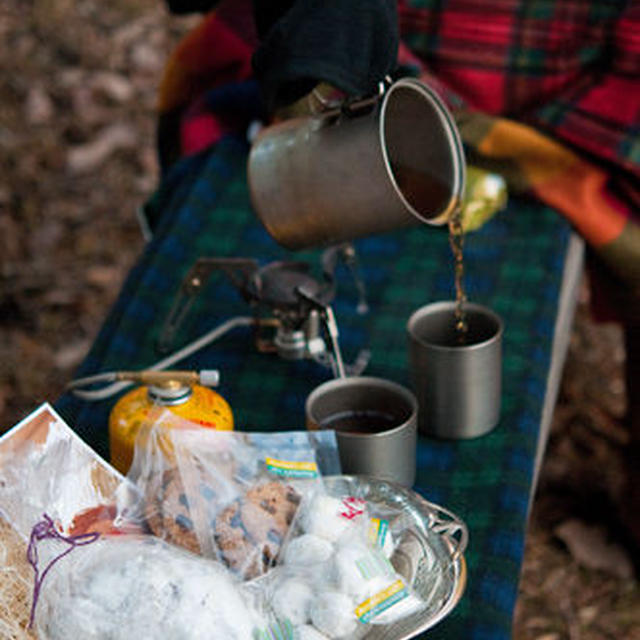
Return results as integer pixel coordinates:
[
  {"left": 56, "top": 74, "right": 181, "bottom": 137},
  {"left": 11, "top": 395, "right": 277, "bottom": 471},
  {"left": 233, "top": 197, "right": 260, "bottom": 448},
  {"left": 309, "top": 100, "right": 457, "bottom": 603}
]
[{"left": 156, "top": 243, "right": 370, "bottom": 378}]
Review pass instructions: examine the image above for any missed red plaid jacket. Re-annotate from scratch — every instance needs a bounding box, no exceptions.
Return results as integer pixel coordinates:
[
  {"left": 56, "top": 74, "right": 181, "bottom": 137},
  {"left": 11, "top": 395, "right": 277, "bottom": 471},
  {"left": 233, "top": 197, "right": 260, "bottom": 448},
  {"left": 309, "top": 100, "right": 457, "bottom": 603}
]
[{"left": 398, "top": 0, "right": 639, "bottom": 185}]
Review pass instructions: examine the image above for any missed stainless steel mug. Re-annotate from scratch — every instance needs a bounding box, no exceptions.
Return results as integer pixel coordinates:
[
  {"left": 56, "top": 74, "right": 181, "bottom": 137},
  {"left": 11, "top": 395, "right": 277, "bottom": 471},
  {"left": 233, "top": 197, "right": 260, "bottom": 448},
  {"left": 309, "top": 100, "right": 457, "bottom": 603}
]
[
  {"left": 407, "top": 301, "right": 504, "bottom": 439},
  {"left": 248, "top": 78, "right": 465, "bottom": 250},
  {"left": 305, "top": 376, "right": 417, "bottom": 486}
]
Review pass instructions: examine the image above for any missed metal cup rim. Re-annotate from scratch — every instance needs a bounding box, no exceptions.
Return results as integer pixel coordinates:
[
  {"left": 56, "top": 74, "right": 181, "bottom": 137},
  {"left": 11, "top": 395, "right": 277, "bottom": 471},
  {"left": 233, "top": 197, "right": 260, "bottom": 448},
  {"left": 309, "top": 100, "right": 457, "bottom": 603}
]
[
  {"left": 379, "top": 78, "right": 466, "bottom": 226},
  {"left": 407, "top": 300, "right": 504, "bottom": 352},
  {"left": 305, "top": 375, "right": 418, "bottom": 439}
]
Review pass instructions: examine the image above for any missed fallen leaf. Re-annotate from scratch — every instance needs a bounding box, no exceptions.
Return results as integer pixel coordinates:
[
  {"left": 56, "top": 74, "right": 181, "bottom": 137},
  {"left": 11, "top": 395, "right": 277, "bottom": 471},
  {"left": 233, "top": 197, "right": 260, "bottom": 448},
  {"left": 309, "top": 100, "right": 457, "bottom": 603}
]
[
  {"left": 554, "top": 519, "right": 634, "bottom": 580},
  {"left": 57, "top": 67, "right": 84, "bottom": 87},
  {"left": 67, "top": 123, "right": 137, "bottom": 173},
  {"left": 90, "top": 72, "right": 134, "bottom": 103},
  {"left": 69, "top": 85, "right": 111, "bottom": 126},
  {"left": 112, "top": 15, "right": 155, "bottom": 49},
  {"left": 25, "top": 85, "right": 54, "bottom": 124},
  {"left": 86, "top": 265, "right": 123, "bottom": 289},
  {"left": 43, "top": 288, "right": 77, "bottom": 306},
  {"left": 130, "top": 42, "right": 162, "bottom": 73},
  {"left": 54, "top": 339, "right": 91, "bottom": 370},
  {"left": 578, "top": 606, "right": 598, "bottom": 625}
]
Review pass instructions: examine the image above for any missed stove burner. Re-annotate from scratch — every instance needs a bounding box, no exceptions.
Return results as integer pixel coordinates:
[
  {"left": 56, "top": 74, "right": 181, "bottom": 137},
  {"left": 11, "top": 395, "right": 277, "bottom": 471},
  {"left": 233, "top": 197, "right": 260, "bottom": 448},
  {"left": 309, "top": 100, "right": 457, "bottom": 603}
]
[{"left": 249, "top": 262, "right": 327, "bottom": 310}]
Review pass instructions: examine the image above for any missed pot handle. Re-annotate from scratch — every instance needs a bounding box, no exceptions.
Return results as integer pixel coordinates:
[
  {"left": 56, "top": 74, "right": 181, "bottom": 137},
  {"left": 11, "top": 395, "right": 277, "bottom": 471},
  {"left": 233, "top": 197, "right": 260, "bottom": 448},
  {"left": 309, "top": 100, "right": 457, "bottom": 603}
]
[{"left": 308, "top": 76, "right": 391, "bottom": 122}]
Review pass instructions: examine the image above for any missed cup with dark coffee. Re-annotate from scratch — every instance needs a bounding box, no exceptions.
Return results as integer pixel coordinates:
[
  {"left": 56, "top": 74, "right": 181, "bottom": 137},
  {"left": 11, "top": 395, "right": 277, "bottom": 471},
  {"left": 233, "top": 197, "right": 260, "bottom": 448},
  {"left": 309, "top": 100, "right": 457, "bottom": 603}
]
[{"left": 305, "top": 376, "right": 418, "bottom": 487}]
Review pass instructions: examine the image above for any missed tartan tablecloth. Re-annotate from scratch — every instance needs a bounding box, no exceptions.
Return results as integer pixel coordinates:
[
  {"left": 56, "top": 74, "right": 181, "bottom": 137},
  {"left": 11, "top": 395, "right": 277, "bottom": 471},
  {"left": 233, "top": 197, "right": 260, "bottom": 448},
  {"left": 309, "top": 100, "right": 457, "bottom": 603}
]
[{"left": 56, "top": 135, "right": 573, "bottom": 639}]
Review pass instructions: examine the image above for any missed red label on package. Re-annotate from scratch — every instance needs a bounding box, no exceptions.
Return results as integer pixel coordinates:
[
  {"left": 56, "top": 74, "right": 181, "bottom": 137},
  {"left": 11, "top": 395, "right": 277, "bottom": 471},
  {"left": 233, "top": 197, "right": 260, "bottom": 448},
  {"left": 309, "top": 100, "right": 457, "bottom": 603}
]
[{"left": 339, "top": 496, "right": 366, "bottom": 520}]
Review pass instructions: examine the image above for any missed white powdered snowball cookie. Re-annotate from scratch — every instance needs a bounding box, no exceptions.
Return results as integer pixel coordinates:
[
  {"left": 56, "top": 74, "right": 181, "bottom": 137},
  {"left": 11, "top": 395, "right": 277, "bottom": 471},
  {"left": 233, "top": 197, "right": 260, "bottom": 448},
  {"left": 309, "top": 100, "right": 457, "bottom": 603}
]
[
  {"left": 300, "top": 495, "right": 366, "bottom": 543},
  {"left": 309, "top": 591, "right": 358, "bottom": 638},
  {"left": 294, "top": 624, "right": 330, "bottom": 640},
  {"left": 332, "top": 541, "right": 395, "bottom": 601},
  {"left": 271, "top": 577, "right": 314, "bottom": 626},
  {"left": 282, "top": 534, "right": 334, "bottom": 566},
  {"left": 332, "top": 542, "right": 369, "bottom": 598}
]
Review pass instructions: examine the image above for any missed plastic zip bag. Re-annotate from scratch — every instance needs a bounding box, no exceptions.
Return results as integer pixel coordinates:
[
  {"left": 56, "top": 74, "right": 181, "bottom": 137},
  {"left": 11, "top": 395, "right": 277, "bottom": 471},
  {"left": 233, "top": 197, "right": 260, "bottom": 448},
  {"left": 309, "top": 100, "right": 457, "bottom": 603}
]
[
  {"left": 33, "top": 535, "right": 266, "bottom": 640},
  {"left": 123, "top": 411, "right": 341, "bottom": 579}
]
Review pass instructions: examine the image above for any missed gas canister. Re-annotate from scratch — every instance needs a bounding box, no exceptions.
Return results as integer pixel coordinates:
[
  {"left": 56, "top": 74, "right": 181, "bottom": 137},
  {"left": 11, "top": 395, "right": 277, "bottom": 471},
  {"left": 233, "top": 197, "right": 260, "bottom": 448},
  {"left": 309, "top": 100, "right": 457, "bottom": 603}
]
[{"left": 107, "top": 370, "right": 233, "bottom": 474}]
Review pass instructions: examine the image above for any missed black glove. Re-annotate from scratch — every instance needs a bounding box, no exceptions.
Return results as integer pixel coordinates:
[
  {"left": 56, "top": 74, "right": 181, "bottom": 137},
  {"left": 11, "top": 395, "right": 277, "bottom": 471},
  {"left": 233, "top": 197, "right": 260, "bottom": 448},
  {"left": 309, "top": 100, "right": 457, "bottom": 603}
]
[
  {"left": 252, "top": 0, "right": 399, "bottom": 110},
  {"left": 164, "top": 0, "right": 218, "bottom": 14}
]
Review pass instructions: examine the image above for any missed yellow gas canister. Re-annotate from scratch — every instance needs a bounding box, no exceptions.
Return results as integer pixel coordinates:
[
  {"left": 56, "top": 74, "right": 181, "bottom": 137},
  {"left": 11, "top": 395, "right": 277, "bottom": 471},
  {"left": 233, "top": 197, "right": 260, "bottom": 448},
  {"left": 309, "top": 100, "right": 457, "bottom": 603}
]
[{"left": 108, "top": 370, "right": 233, "bottom": 474}]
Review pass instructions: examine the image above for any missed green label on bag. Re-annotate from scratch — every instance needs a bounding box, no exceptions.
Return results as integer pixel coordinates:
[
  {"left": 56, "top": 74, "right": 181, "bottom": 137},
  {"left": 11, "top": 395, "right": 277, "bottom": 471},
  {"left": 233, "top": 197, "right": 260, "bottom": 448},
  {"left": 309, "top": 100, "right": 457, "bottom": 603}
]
[
  {"left": 369, "top": 517, "right": 390, "bottom": 548},
  {"left": 355, "top": 579, "right": 409, "bottom": 623},
  {"left": 253, "top": 618, "right": 294, "bottom": 640},
  {"left": 265, "top": 457, "right": 319, "bottom": 478}
]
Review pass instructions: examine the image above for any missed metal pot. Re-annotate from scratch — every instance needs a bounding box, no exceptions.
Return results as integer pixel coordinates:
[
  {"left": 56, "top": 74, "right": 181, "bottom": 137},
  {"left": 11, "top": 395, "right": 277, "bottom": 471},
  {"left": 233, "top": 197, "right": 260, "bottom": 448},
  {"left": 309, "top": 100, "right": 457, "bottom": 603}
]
[{"left": 248, "top": 78, "right": 466, "bottom": 250}]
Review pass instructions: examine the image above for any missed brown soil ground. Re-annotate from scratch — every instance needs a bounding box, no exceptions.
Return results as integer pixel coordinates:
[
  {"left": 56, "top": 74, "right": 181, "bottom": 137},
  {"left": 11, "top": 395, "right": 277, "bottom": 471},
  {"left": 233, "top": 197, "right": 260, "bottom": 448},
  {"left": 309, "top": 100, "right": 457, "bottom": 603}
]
[{"left": 1, "top": 1, "right": 638, "bottom": 638}]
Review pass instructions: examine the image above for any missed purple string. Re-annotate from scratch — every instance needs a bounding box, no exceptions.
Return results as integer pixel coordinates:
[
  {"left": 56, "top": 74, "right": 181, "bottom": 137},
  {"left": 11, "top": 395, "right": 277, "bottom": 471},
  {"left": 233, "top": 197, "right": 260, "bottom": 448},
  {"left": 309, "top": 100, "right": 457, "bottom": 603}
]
[{"left": 26, "top": 513, "right": 100, "bottom": 629}]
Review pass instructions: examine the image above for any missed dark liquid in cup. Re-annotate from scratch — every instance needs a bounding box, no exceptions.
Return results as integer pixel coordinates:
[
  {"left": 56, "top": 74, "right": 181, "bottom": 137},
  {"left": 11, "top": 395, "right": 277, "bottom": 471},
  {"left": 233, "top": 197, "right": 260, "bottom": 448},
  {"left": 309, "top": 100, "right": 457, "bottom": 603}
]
[{"left": 320, "top": 410, "right": 398, "bottom": 434}]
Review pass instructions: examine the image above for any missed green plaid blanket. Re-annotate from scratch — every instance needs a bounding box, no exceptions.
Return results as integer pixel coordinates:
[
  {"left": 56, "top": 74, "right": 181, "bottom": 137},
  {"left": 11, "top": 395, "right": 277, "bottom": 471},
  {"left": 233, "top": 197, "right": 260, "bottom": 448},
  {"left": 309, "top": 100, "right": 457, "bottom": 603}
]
[{"left": 56, "top": 136, "right": 573, "bottom": 639}]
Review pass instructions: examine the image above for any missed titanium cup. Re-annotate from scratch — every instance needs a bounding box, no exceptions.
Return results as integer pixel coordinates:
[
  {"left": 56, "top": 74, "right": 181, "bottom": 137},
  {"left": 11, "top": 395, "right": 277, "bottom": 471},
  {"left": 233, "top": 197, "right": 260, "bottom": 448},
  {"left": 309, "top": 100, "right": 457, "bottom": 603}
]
[
  {"left": 407, "top": 301, "right": 504, "bottom": 439},
  {"left": 248, "top": 77, "right": 465, "bottom": 250},
  {"left": 305, "top": 376, "right": 418, "bottom": 487}
]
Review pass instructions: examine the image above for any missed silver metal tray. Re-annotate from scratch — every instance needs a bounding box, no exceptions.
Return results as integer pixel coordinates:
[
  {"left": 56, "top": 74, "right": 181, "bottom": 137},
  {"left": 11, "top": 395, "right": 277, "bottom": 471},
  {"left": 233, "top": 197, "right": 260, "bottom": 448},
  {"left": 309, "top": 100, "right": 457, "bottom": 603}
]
[{"left": 323, "top": 475, "right": 468, "bottom": 640}]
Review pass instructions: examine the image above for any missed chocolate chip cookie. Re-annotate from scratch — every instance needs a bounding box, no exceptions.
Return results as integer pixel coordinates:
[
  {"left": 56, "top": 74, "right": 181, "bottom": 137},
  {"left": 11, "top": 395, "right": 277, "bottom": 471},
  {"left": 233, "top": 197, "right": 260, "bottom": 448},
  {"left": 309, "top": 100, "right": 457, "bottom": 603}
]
[{"left": 214, "top": 481, "right": 301, "bottom": 578}]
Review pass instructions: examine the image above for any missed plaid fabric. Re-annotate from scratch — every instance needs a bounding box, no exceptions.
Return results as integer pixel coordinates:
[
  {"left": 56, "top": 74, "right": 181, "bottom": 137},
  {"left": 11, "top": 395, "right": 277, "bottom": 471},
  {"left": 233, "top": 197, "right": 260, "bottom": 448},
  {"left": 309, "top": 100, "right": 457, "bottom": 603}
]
[
  {"left": 55, "top": 136, "right": 574, "bottom": 639},
  {"left": 398, "top": 0, "right": 640, "bottom": 179}
]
